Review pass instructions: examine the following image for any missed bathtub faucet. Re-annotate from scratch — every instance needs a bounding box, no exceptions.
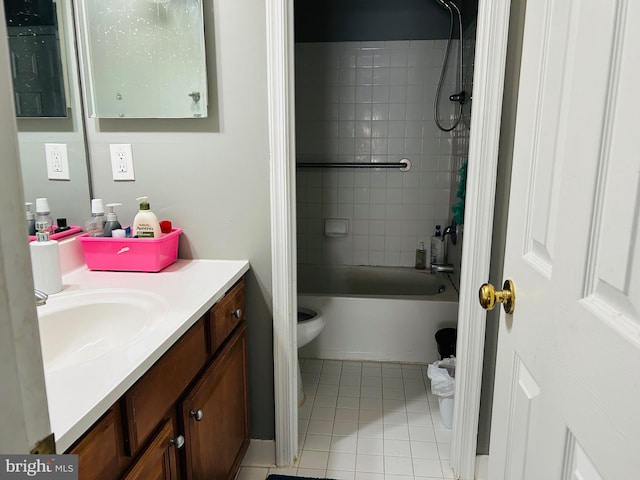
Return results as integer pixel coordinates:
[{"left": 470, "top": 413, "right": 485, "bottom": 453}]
[{"left": 431, "top": 264, "right": 454, "bottom": 274}]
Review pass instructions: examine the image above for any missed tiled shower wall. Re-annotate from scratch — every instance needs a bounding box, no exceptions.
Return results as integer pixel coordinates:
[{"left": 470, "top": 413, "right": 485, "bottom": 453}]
[{"left": 296, "top": 40, "right": 459, "bottom": 267}]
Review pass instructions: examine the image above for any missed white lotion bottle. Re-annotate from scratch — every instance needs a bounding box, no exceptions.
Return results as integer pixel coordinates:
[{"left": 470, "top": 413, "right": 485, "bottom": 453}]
[
  {"left": 30, "top": 228, "right": 62, "bottom": 294},
  {"left": 133, "top": 196, "right": 161, "bottom": 238}
]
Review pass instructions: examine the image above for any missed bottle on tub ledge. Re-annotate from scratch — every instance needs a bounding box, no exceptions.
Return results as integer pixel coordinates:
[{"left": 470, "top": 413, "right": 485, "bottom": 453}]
[
  {"left": 415, "top": 241, "right": 427, "bottom": 270},
  {"left": 430, "top": 224, "right": 445, "bottom": 266},
  {"left": 133, "top": 196, "right": 161, "bottom": 238}
]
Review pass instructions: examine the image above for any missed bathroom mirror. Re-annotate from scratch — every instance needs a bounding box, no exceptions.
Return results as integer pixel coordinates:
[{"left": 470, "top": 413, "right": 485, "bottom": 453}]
[
  {"left": 75, "top": 0, "right": 208, "bottom": 119},
  {"left": 9, "top": 0, "right": 92, "bottom": 227},
  {"left": 4, "top": 0, "right": 67, "bottom": 117}
]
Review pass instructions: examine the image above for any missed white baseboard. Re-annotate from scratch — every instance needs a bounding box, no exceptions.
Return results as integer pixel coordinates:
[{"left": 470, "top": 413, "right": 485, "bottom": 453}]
[
  {"left": 240, "top": 439, "right": 276, "bottom": 467},
  {"left": 475, "top": 455, "right": 489, "bottom": 480}
]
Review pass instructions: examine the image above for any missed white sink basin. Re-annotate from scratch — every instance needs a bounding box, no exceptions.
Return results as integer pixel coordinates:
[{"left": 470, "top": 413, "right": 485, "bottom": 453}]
[{"left": 37, "top": 289, "right": 167, "bottom": 372}]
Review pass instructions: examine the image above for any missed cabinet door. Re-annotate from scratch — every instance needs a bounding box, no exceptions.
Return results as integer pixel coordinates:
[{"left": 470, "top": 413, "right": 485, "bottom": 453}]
[
  {"left": 181, "top": 324, "right": 249, "bottom": 480},
  {"left": 68, "top": 407, "right": 125, "bottom": 480},
  {"left": 122, "top": 418, "right": 180, "bottom": 480}
]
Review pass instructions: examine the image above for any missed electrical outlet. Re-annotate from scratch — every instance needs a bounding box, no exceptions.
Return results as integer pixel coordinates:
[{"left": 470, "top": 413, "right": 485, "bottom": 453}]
[
  {"left": 110, "top": 144, "right": 135, "bottom": 181},
  {"left": 45, "top": 143, "right": 70, "bottom": 180}
]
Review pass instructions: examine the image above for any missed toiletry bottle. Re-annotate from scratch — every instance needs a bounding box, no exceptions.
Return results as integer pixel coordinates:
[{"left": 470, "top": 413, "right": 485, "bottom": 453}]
[
  {"left": 30, "top": 223, "right": 62, "bottom": 294},
  {"left": 54, "top": 218, "right": 71, "bottom": 234},
  {"left": 25, "top": 202, "right": 36, "bottom": 236},
  {"left": 84, "top": 199, "right": 105, "bottom": 237},
  {"left": 430, "top": 225, "right": 445, "bottom": 265},
  {"left": 35, "top": 197, "right": 55, "bottom": 234},
  {"left": 103, "top": 203, "right": 123, "bottom": 237},
  {"left": 133, "top": 196, "right": 161, "bottom": 238},
  {"left": 415, "top": 241, "right": 427, "bottom": 270}
]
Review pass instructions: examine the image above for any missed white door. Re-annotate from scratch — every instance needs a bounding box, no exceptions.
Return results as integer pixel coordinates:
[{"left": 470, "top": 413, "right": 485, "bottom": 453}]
[{"left": 488, "top": 0, "right": 640, "bottom": 478}]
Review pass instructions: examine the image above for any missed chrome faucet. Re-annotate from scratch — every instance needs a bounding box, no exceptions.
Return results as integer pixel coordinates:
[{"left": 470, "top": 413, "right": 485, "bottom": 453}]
[
  {"left": 431, "top": 264, "right": 454, "bottom": 274},
  {"left": 35, "top": 289, "right": 48, "bottom": 306}
]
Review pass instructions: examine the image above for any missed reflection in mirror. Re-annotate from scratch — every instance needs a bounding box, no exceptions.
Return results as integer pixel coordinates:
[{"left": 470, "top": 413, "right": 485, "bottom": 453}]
[
  {"left": 10, "top": 0, "right": 92, "bottom": 228},
  {"left": 4, "top": 0, "right": 67, "bottom": 117},
  {"left": 76, "top": 0, "right": 208, "bottom": 118}
]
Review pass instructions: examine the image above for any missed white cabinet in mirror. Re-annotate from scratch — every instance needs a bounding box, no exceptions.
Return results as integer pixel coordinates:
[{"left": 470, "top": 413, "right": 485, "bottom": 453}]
[{"left": 76, "top": 0, "right": 208, "bottom": 119}]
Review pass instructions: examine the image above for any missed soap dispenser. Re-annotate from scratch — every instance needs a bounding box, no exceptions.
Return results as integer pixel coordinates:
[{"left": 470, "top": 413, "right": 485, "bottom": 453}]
[
  {"left": 103, "top": 203, "right": 123, "bottom": 237},
  {"left": 132, "top": 196, "right": 161, "bottom": 238},
  {"left": 25, "top": 202, "right": 36, "bottom": 236},
  {"left": 30, "top": 222, "right": 62, "bottom": 294}
]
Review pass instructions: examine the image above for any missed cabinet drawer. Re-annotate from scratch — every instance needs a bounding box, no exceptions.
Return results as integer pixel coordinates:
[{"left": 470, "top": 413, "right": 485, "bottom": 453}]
[
  {"left": 210, "top": 279, "right": 245, "bottom": 353},
  {"left": 125, "top": 318, "right": 207, "bottom": 453},
  {"left": 68, "top": 406, "right": 125, "bottom": 479}
]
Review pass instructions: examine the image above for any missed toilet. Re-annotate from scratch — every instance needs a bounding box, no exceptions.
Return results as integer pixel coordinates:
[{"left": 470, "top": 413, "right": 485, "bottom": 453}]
[{"left": 297, "top": 305, "right": 325, "bottom": 406}]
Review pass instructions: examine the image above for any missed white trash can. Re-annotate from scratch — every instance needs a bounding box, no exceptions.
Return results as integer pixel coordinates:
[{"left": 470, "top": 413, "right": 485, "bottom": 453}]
[{"left": 427, "top": 357, "right": 456, "bottom": 429}]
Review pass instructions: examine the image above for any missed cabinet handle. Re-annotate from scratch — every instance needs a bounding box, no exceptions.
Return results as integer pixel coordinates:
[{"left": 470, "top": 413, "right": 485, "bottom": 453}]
[
  {"left": 189, "top": 409, "right": 204, "bottom": 422},
  {"left": 169, "top": 435, "right": 185, "bottom": 449},
  {"left": 231, "top": 309, "right": 242, "bottom": 319}
]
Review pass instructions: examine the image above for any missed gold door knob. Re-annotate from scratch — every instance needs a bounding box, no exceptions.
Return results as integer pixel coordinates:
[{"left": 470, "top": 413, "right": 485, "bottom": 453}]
[{"left": 479, "top": 279, "right": 515, "bottom": 314}]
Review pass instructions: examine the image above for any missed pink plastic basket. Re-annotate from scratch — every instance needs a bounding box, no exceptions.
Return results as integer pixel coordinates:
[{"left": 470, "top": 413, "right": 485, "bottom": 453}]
[{"left": 77, "top": 228, "right": 182, "bottom": 272}]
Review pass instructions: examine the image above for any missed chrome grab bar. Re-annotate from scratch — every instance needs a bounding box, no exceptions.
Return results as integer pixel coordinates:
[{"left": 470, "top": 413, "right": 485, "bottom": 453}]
[{"left": 296, "top": 158, "right": 411, "bottom": 171}]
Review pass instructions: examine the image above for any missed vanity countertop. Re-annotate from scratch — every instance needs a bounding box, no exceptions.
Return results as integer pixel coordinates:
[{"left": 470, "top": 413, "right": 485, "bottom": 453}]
[{"left": 40, "top": 259, "right": 250, "bottom": 452}]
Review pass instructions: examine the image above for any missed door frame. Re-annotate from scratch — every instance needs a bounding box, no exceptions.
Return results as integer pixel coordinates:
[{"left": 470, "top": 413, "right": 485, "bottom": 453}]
[
  {"left": 0, "top": 12, "right": 52, "bottom": 452},
  {"left": 267, "top": 0, "right": 514, "bottom": 475}
]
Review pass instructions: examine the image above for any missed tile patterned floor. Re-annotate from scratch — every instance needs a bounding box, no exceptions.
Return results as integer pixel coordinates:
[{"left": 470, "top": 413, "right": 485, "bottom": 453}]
[{"left": 238, "top": 359, "right": 454, "bottom": 480}]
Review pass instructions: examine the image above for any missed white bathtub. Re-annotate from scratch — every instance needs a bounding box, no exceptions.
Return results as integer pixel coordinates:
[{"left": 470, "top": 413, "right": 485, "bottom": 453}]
[{"left": 298, "top": 265, "right": 459, "bottom": 364}]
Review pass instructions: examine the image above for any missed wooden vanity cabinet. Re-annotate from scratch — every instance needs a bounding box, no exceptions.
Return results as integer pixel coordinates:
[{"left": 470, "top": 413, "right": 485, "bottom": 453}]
[
  {"left": 180, "top": 323, "right": 248, "bottom": 479},
  {"left": 65, "top": 277, "right": 248, "bottom": 480}
]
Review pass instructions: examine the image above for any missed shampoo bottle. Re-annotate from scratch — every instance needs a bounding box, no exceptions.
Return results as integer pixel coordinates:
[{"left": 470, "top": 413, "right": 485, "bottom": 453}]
[
  {"left": 430, "top": 225, "right": 445, "bottom": 265},
  {"left": 25, "top": 202, "right": 36, "bottom": 236},
  {"left": 30, "top": 226, "right": 62, "bottom": 294},
  {"left": 133, "top": 196, "right": 161, "bottom": 238},
  {"left": 103, "top": 203, "right": 123, "bottom": 237}
]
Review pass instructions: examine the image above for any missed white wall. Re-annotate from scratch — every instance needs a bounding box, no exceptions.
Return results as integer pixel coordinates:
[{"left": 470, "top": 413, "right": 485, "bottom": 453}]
[
  {"left": 295, "top": 40, "right": 457, "bottom": 267},
  {"left": 82, "top": 0, "right": 275, "bottom": 439}
]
